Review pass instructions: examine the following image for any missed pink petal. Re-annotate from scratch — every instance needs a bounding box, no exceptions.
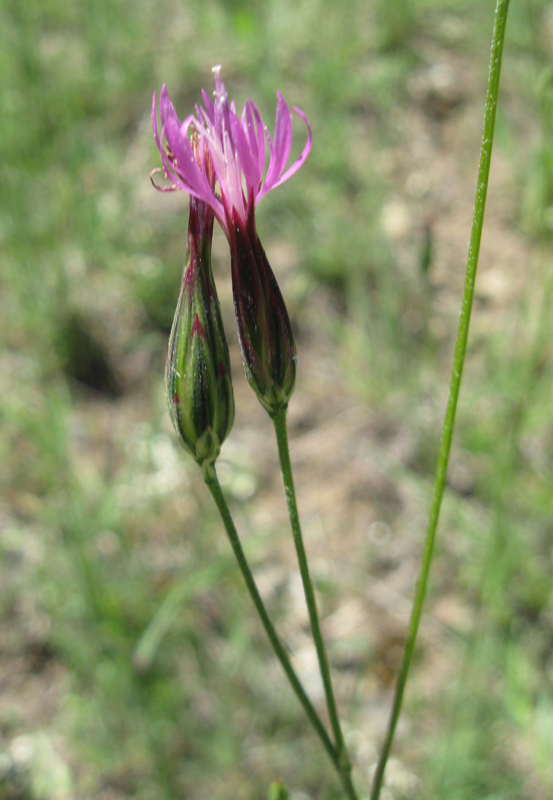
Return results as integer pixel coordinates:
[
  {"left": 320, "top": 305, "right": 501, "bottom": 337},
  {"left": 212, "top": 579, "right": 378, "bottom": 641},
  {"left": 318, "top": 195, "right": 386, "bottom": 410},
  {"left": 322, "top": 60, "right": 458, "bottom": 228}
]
[
  {"left": 222, "top": 129, "right": 245, "bottom": 218},
  {"left": 152, "top": 92, "right": 162, "bottom": 152},
  {"left": 258, "top": 105, "right": 311, "bottom": 200},
  {"left": 243, "top": 102, "right": 266, "bottom": 190},
  {"left": 230, "top": 112, "right": 258, "bottom": 197},
  {"left": 200, "top": 126, "right": 236, "bottom": 224},
  {"left": 264, "top": 92, "right": 292, "bottom": 191},
  {"left": 166, "top": 121, "right": 224, "bottom": 218},
  {"left": 160, "top": 85, "right": 179, "bottom": 128},
  {"left": 201, "top": 89, "right": 214, "bottom": 123}
]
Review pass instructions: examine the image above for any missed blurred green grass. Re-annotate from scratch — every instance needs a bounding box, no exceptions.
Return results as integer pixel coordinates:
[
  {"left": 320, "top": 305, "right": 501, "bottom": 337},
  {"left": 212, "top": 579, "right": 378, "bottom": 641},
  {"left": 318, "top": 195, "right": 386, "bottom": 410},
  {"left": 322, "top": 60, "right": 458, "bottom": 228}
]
[{"left": 1, "top": 0, "right": 553, "bottom": 798}]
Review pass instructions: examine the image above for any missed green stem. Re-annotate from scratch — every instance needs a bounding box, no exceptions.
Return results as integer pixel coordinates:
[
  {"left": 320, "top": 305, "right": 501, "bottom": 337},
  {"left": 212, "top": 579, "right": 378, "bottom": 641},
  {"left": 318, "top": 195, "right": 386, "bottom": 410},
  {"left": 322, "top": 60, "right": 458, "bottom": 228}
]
[
  {"left": 204, "top": 466, "right": 355, "bottom": 796},
  {"left": 369, "top": 1, "right": 511, "bottom": 798},
  {"left": 272, "top": 409, "right": 357, "bottom": 800}
]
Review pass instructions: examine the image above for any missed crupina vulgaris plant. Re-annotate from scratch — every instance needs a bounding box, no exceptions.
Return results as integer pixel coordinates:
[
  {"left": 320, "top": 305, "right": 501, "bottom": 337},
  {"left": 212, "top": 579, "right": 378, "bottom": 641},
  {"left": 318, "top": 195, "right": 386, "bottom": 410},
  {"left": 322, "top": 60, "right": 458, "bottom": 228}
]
[{"left": 150, "top": 14, "right": 512, "bottom": 792}]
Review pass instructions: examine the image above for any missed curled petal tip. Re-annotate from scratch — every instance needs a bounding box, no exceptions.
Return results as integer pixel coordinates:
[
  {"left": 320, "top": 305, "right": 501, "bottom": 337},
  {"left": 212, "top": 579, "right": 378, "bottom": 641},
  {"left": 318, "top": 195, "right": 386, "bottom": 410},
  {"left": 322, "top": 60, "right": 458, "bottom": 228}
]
[
  {"left": 150, "top": 167, "right": 178, "bottom": 192},
  {"left": 292, "top": 105, "right": 312, "bottom": 148}
]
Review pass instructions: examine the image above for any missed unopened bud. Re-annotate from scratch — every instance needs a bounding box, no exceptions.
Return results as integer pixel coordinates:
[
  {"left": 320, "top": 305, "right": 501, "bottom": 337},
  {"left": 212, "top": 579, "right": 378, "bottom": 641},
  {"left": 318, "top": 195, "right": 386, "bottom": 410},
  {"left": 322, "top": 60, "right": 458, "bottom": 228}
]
[{"left": 166, "top": 200, "right": 234, "bottom": 473}]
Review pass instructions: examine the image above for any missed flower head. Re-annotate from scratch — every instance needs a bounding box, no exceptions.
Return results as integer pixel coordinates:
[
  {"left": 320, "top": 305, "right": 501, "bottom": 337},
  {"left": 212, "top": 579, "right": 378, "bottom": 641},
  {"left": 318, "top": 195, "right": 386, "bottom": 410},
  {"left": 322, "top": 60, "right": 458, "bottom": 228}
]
[
  {"left": 228, "top": 208, "right": 296, "bottom": 416},
  {"left": 152, "top": 66, "right": 311, "bottom": 233}
]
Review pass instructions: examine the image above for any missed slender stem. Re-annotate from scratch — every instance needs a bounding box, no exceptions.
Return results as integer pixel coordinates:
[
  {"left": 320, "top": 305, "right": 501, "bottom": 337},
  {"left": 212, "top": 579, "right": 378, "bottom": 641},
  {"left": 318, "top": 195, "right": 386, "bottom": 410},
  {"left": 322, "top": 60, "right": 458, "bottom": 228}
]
[
  {"left": 204, "top": 466, "right": 357, "bottom": 798},
  {"left": 272, "top": 408, "right": 357, "bottom": 799},
  {"left": 369, "top": 2, "right": 511, "bottom": 798}
]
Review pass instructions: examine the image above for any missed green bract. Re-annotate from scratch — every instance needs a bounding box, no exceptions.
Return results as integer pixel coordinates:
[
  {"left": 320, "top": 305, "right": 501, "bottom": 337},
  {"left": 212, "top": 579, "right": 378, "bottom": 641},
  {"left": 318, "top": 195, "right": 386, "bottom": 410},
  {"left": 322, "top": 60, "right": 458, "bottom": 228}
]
[{"left": 165, "top": 200, "right": 234, "bottom": 471}]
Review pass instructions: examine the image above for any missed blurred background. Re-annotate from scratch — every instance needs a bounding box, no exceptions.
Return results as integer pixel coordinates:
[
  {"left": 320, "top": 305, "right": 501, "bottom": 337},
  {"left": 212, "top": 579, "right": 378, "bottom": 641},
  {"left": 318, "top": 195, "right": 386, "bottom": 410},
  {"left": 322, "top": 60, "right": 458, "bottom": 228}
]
[{"left": 1, "top": 0, "right": 553, "bottom": 798}]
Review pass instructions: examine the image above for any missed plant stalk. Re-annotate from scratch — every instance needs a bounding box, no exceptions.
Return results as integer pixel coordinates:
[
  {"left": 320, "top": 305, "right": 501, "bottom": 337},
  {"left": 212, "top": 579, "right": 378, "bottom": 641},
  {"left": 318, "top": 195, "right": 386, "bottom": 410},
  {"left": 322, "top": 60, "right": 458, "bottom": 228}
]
[
  {"left": 369, "top": 1, "right": 511, "bottom": 797},
  {"left": 203, "top": 466, "right": 356, "bottom": 799},
  {"left": 272, "top": 408, "right": 357, "bottom": 799}
]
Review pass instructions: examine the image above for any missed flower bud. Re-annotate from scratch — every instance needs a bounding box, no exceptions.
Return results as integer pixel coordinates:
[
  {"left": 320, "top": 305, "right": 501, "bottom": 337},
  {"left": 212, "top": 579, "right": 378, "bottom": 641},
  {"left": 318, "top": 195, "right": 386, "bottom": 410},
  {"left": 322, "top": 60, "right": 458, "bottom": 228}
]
[
  {"left": 166, "top": 199, "right": 234, "bottom": 472},
  {"left": 228, "top": 206, "right": 296, "bottom": 417}
]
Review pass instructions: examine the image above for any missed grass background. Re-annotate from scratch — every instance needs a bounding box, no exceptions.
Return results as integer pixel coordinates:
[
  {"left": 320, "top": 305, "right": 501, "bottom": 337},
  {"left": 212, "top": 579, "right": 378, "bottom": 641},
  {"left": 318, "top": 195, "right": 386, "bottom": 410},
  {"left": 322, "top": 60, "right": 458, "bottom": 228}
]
[{"left": 1, "top": 0, "right": 553, "bottom": 798}]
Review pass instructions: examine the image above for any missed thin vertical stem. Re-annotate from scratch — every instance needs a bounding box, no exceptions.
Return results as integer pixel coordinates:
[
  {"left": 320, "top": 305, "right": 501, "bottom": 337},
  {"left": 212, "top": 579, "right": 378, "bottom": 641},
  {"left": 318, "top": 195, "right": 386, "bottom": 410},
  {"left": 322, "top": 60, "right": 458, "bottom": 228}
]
[
  {"left": 272, "top": 408, "right": 357, "bottom": 799},
  {"left": 369, "top": 1, "right": 511, "bottom": 798},
  {"left": 203, "top": 467, "right": 357, "bottom": 799}
]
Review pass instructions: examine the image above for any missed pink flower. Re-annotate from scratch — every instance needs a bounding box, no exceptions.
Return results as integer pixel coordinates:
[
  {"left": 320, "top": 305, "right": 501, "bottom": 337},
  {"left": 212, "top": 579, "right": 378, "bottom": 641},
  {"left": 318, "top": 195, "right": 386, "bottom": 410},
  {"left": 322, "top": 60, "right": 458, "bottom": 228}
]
[
  {"left": 151, "top": 66, "right": 311, "bottom": 234},
  {"left": 152, "top": 67, "right": 310, "bottom": 416}
]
